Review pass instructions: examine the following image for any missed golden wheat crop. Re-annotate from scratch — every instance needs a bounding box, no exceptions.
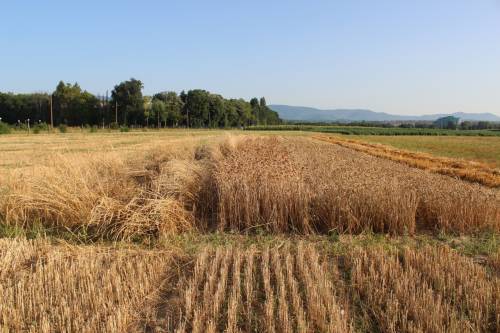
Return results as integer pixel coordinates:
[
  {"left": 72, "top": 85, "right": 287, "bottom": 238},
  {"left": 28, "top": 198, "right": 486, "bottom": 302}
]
[
  {"left": 401, "top": 245, "right": 500, "bottom": 331},
  {"left": 206, "top": 136, "right": 499, "bottom": 235},
  {"left": 2, "top": 238, "right": 499, "bottom": 332},
  {"left": 2, "top": 135, "right": 498, "bottom": 238}
]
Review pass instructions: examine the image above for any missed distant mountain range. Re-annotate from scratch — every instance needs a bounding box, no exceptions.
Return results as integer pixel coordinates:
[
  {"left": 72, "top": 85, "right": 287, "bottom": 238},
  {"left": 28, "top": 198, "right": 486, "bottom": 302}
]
[{"left": 269, "top": 105, "right": 500, "bottom": 122}]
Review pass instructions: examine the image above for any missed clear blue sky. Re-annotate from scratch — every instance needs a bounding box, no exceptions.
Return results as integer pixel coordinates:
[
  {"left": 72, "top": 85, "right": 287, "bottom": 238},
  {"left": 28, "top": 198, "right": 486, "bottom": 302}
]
[{"left": 1, "top": 0, "right": 500, "bottom": 116}]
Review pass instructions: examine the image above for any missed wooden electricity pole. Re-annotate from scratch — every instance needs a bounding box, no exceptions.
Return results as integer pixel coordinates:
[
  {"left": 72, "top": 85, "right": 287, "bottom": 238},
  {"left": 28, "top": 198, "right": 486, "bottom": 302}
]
[
  {"left": 50, "top": 94, "right": 54, "bottom": 131},
  {"left": 157, "top": 108, "right": 160, "bottom": 128}
]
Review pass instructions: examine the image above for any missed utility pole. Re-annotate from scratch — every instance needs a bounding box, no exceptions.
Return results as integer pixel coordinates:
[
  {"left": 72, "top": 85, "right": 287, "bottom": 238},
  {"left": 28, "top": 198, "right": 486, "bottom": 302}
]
[
  {"left": 50, "top": 94, "right": 54, "bottom": 131},
  {"left": 157, "top": 107, "right": 160, "bottom": 129},
  {"left": 106, "top": 90, "right": 109, "bottom": 126},
  {"left": 115, "top": 101, "right": 118, "bottom": 125}
]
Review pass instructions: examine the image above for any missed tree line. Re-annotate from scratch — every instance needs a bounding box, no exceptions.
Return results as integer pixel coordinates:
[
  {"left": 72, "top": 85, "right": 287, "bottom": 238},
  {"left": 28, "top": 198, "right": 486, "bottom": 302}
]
[{"left": 0, "top": 78, "right": 281, "bottom": 128}]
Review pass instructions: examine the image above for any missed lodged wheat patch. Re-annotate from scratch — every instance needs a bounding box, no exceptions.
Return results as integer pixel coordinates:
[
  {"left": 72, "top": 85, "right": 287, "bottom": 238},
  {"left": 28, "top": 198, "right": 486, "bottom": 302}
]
[{"left": 0, "top": 145, "right": 205, "bottom": 239}]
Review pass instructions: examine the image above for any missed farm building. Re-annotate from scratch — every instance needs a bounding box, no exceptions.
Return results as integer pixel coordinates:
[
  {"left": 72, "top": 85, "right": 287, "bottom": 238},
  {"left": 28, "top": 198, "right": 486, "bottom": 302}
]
[{"left": 434, "top": 116, "right": 460, "bottom": 129}]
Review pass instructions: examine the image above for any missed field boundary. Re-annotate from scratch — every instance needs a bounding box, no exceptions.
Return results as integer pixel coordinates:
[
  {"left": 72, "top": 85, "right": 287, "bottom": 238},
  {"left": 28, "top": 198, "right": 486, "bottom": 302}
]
[{"left": 313, "top": 135, "right": 500, "bottom": 188}]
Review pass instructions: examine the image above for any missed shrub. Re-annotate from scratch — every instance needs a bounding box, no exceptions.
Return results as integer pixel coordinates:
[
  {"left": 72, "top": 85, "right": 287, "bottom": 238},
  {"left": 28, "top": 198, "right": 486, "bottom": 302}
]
[
  {"left": 0, "top": 122, "right": 11, "bottom": 134},
  {"left": 59, "top": 124, "right": 68, "bottom": 133},
  {"left": 89, "top": 125, "right": 98, "bottom": 133},
  {"left": 109, "top": 122, "right": 119, "bottom": 130},
  {"left": 33, "top": 122, "right": 49, "bottom": 134},
  {"left": 120, "top": 126, "right": 130, "bottom": 132}
]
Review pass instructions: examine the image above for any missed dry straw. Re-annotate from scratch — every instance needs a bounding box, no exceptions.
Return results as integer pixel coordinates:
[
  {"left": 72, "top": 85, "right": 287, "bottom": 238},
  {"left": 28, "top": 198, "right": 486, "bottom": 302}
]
[
  {"left": 157, "top": 243, "right": 352, "bottom": 332},
  {"left": 0, "top": 238, "right": 173, "bottom": 333},
  {"left": 205, "top": 136, "right": 499, "bottom": 235},
  {"left": 350, "top": 246, "right": 500, "bottom": 332},
  {"left": 1, "top": 135, "right": 498, "bottom": 238}
]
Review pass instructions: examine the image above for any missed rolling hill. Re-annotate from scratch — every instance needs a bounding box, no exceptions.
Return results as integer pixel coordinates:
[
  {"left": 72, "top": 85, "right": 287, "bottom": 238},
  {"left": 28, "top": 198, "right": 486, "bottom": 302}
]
[{"left": 269, "top": 105, "right": 500, "bottom": 122}]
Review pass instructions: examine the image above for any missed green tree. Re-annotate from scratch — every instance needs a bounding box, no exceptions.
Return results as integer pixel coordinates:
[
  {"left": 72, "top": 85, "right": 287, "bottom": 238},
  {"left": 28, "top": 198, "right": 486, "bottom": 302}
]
[
  {"left": 153, "top": 92, "right": 183, "bottom": 126},
  {"left": 53, "top": 81, "right": 99, "bottom": 126},
  {"left": 111, "top": 78, "right": 144, "bottom": 126},
  {"left": 184, "top": 90, "right": 210, "bottom": 127},
  {"left": 151, "top": 99, "right": 166, "bottom": 128}
]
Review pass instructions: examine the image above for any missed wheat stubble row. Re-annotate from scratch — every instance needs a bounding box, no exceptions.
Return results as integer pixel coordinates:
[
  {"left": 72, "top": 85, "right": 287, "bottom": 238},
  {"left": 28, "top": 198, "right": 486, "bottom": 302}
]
[
  {"left": 0, "top": 238, "right": 175, "bottom": 333},
  {"left": 149, "top": 244, "right": 352, "bottom": 333},
  {"left": 143, "top": 243, "right": 499, "bottom": 333}
]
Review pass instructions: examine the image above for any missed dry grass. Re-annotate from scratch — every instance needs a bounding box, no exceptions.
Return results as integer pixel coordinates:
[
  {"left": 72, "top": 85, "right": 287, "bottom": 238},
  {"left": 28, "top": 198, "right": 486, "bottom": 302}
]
[
  {"left": 206, "top": 136, "right": 500, "bottom": 235},
  {"left": 147, "top": 243, "right": 352, "bottom": 332},
  {"left": 0, "top": 238, "right": 174, "bottom": 333},
  {"left": 314, "top": 135, "right": 500, "bottom": 187}
]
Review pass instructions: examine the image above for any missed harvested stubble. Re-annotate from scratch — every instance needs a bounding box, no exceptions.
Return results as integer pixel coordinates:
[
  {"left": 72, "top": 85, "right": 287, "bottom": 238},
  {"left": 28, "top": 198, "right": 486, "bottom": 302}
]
[
  {"left": 401, "top": 245, "right": 500, "bottom": 332},
  {"left": 351, "top": 246, "right": 500, "bottom": 333},
  {"left": 0, "top": 238, "right": 174, "bottom": 333},
  {"left": 149, "top": 243, "right": 352, "bottom": 332},
  {"left": 208, "top": 136, "right": 500, "bottom": 234},
  {"left": 0, "top": 144, "right": 205, "bottom": 239},
  {"left": 314, "top": 135, "right": 500, "bottom": 188}
]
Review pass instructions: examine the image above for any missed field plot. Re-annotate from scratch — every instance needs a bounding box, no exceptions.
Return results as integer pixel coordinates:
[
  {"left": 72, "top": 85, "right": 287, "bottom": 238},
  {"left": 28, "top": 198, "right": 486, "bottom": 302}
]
[
  {"left": 210, "top": 136, "right": 499, "bottom": 234},
  {"left": 346, "top": 135, "right": 500, "bottom": 168},
  {"left": 0, "top": 132, "right": 499, "bottom": 332},
  {"left": 145, "top": 243, "right": 352, "bottom": 333},
  {"left": 314, "top": 135, "right": 500, "bottom": 187}
]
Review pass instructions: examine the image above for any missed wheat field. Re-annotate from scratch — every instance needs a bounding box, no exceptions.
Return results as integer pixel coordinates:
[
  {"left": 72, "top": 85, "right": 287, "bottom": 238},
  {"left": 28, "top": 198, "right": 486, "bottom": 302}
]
[
  {"left": 314, "top": 135, "right": 500, "bottom": 187},
  {"left": 0, "top": 131, "right": 499, "bottom": 332}
]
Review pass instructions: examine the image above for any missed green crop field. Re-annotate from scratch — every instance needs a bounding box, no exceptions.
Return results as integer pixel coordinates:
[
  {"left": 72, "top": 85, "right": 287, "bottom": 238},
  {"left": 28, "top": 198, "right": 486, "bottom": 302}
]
[{"left": 247, "top": 124, "right": 500, "bottom": 136}]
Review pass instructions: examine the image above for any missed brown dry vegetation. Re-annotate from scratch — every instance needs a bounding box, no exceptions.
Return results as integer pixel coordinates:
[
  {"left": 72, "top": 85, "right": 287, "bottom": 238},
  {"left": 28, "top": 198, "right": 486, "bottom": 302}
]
[
  {"left": 351, "top": 246, "right": 500, "bottom": 332},
  {"left": 1, "top": 132, "right": 500, "bottom": 332},
  {"left": 0, "top": 144, "right": 205, "bottom": 240},
  {"left": 314, "top": 135, "right": 500, "bottom": 187},
  {"left": 0, "top": 238, "right": 175, "bottom": 332},
  {"left": 1, "top": 238, "right": 499, "bottom": 332},
  {"left": 143, "top": 243, "right": 352, "bottom": 333},
  {"left": 1, "top": 135, "right": 499, "bottom": 238},
  {"left": 209, "top": 136, "right": 499, "bottom": 235}
]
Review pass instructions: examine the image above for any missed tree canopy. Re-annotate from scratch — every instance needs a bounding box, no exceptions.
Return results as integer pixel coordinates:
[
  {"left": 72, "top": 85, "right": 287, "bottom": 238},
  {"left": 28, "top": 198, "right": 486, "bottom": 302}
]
[{"left": 0, "top": 79, "right": 281, "bottom": 128}]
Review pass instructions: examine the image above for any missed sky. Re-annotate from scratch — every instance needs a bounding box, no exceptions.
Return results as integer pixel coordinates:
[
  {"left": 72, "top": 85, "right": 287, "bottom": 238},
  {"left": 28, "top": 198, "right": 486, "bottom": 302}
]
[{"left": 1, "top": 0, "right": 500, "bottom": 116}]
